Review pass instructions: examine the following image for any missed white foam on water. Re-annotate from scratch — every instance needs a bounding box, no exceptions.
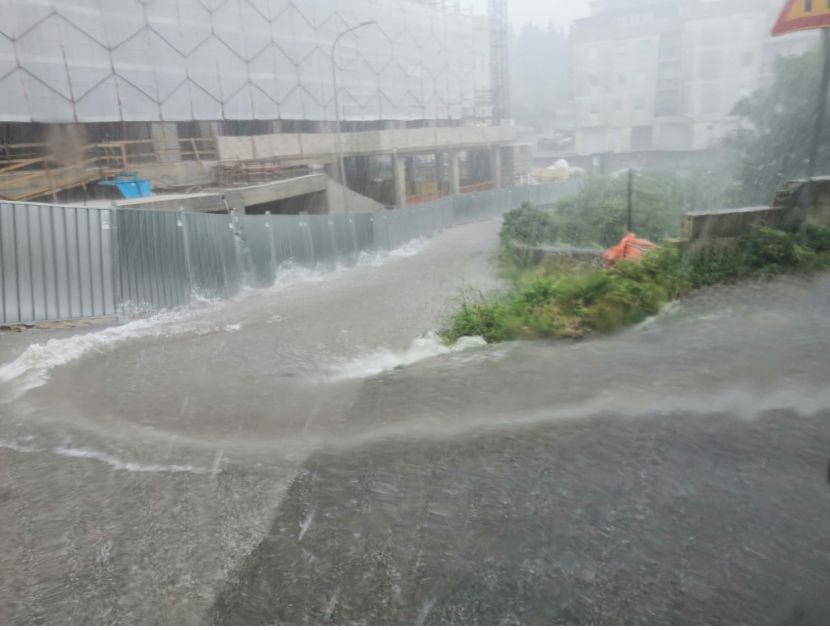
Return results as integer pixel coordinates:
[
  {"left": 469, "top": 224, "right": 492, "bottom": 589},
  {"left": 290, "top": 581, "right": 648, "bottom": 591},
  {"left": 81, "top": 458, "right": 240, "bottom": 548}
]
[
  {"left": 271, "top": 263, "right": 333, "bottom": 291},
  {"left": 0, "top": 438, "right": 40, "bottom": 454},
  {"left": 306, "top": 383, "right": 830, "bottom": 455},
  {"left": 52, "top": 444, "right": 210, "bottom": 474},
  {"left": 0, "top": 235, "right": 436, "bottom": 401},
  {"left": 356, "top": 238, "right": 428, "bottom": 267},
  {"left": 265, "top": 238, "right": 430, "bottom": 292},
  {"left": 327, "top": 331, "right": 487, "bottom": 382},
  {"left": 0, "top": 438, "right": 210, "bottom": 475},
  {"left": 0, "top": 308, "right": 220, "bottom": 401}
]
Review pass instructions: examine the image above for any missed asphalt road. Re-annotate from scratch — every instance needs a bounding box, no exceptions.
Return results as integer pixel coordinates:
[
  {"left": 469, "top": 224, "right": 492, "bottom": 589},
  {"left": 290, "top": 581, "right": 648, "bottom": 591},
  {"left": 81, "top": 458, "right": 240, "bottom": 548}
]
[{"left": 1, "top": 218, "right": 829, "bottom": 624}]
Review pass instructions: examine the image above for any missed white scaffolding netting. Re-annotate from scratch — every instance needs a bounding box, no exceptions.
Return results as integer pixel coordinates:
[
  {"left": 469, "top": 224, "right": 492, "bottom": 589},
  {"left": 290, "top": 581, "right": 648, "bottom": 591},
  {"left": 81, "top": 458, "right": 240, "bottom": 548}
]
[{"left": 0, "top": 0, "right": 478, "bottom": 123}]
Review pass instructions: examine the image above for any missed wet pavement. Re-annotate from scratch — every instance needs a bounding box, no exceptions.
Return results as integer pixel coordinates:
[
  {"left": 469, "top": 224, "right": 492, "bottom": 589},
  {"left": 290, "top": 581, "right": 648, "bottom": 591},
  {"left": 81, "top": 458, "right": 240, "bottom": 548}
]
[{"left": 1, "top": 218, "right": 830, "bottom": 624}]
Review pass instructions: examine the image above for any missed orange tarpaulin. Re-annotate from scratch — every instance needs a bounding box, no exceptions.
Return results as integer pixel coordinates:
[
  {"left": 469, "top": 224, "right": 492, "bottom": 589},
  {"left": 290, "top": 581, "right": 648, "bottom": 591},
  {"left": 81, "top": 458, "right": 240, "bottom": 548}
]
[{"left": 603, "top": 232, "right": 656, "bottom": 268}]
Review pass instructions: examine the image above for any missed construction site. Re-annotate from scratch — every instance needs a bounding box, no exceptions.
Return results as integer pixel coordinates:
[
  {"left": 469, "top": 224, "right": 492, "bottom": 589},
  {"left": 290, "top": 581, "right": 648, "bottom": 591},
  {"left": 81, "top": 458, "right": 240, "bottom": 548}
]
[{"left": 0, "top": 0, "right": 529, "bottom": 214}]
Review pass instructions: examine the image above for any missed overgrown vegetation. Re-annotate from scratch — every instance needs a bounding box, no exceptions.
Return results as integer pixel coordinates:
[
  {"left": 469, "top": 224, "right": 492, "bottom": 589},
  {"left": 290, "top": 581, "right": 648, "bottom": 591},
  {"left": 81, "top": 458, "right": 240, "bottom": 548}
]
[
  {"left": 726, "top": 50, "right": 830, "bottom": 206},
  {"left": 441, "top": 223, "right": 830, "bottom": 344},
  {"left": 556, "top": 173, "right": 737, "bottom": 247},
  {"left": 501, "top": 202, "right": 559, "bottom": 246},
  {"left": 501, "top": 173, "right": 735, "bottom": 257}
]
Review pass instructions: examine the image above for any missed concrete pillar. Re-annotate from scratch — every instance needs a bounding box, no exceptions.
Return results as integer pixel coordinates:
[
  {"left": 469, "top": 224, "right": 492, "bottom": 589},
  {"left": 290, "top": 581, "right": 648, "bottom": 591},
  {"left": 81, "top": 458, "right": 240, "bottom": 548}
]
[
  {"left": 151, "top": 122, "right": 181, "bottom": 163},
  {"left": 449, "top": 151, "right": 461, "bottom": 195},
  {"left": 490, "top": 145, "right": 503, "bottom": 188},
  {"left": 392, "top": 152, "right": 407, "bottom": 208},
  {"left": 434, "top": 153, "right": 446, "bottom": 191}
]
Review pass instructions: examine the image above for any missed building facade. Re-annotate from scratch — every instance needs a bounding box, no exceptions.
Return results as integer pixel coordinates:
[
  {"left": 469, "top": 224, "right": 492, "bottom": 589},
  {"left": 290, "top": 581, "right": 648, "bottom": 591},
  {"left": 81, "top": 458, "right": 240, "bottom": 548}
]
[
  {"left": 0, "top": 0, "right": 480, "bottom": 125},
  {"left": 571, "top": 0, "right": 816, "bottom": 156},
  {"left": 0, "top": 0, "right": 531, "bottom": 207}
]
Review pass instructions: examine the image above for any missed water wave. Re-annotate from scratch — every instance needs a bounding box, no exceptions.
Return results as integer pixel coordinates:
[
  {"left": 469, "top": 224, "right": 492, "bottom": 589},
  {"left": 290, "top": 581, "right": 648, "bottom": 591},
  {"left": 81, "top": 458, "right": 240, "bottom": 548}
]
[
  {"left": 326, "top": 332, "right": 487, "bottom": 381},
  {"left": 0, "top": 309, "right": 218, "bottom": 401},
  {"left": 0, "top": 439, "right": 210, "bottom": 475}
]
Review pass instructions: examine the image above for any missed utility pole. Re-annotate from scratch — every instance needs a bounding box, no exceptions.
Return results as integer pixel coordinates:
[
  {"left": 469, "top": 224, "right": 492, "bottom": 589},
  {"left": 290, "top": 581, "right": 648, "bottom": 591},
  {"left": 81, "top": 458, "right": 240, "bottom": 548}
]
[
  {"left": 627, "top": 168, "right": 634, "bottom": 233},
  {"left": 809, "top": 28, "right": 830, "bottom": 177},
  {"left": 488, "top": 0, "right": 509, "bottom": 124}
]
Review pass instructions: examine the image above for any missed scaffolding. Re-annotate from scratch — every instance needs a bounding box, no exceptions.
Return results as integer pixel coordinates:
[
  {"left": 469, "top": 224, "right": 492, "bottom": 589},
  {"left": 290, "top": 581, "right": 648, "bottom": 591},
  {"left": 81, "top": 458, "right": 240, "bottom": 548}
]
[{"left": 489, "top": 0, "right": 510, "bottom": 124}]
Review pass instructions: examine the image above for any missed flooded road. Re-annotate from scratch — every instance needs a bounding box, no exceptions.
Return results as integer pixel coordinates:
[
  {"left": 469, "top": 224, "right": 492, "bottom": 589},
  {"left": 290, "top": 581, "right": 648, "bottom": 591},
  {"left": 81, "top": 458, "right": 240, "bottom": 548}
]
[{"left": 1, "top": 218, "right": 830, "bottom": 624}]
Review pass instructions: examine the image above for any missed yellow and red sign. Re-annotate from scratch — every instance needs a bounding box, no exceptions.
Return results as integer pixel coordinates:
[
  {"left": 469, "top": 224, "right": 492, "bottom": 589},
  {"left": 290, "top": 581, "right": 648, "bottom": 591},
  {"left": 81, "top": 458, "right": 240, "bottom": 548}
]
[{"left": 773, "top": 0, "right": 830, "bottom": 36}]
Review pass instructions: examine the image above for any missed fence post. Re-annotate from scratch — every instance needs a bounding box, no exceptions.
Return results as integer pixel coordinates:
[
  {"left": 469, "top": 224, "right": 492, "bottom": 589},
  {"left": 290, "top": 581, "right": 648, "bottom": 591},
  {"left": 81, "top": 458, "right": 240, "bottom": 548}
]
[
  {"left": 110, "top": 203, "right": 122, "bottom": 319},
  {"left": 178, "top": 211, "right": 194, "bottom": 305},
  {"left": 265, "top": 211, "right": 278, "bottom": 280}
]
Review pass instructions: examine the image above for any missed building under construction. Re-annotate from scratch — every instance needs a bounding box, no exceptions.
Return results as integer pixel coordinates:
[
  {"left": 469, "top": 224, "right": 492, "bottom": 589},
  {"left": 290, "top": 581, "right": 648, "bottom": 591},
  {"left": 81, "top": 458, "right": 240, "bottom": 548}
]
[{"left": 0, "top": 0, "right": 525, "bottom": 211}]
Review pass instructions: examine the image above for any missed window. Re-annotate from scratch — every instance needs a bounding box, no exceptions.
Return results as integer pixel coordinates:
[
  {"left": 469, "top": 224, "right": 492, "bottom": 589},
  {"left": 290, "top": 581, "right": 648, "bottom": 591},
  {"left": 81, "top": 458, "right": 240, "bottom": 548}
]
[
  {"left": 633, "top": 97, "right": 646, "bottom": 111},
  {"left": 656, "top": 90, "right": 680, "bottom": 116}
]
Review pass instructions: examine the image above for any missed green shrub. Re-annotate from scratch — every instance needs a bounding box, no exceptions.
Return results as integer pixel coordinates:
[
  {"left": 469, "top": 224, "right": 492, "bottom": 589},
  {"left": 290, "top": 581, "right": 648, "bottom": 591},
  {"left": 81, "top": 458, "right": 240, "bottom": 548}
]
[
  {"left": 500, "top": 203, "right": 559, "bottom": 246},
  {"left": 798, "top": 223, "right": 830, "bottom": 254},
  {"left": 441, "top": 295, "right": 512, "bottom": 344},
  {"left": 442, "top": 223, "right": 830, "bottom": 345}
]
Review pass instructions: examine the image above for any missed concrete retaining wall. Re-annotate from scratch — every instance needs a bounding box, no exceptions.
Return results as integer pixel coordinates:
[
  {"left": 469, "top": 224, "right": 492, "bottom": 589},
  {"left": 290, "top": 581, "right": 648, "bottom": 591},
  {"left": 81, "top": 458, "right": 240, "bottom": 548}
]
[{"left": 682, "top": 178, "right": 830, "bottom": 247}]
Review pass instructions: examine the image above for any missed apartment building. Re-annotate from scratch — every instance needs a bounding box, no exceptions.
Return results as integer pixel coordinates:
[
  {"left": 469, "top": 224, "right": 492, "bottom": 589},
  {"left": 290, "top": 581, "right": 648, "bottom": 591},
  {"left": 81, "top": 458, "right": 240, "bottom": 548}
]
[{"left": 571, "top": 0, "right": 816, "bottom": 156}]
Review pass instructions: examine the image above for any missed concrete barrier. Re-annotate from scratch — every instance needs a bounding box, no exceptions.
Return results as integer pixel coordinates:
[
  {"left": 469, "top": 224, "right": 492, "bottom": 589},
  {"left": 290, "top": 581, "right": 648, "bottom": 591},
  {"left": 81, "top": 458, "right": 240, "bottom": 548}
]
[{"left": 681, "top": 178, "right": 830, "bottom": 248}]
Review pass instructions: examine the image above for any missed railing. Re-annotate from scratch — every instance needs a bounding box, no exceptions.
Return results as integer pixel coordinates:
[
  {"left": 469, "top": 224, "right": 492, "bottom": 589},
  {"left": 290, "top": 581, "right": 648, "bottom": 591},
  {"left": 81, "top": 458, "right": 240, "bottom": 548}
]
[
  {"left": 0, "top": 138, "right": 218, "bottom": 202},
  {"left": 0, "top": 181, "right": 582, "bottom": 326},
  {"left": 216, "top": 160, "right": 311, "bottom": 187}
]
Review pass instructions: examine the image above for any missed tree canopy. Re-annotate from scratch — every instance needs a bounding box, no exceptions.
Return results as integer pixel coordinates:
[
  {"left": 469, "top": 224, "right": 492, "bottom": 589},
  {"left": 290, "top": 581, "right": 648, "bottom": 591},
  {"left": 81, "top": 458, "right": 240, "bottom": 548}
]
[{"left": 727, "top": 50, "right": 829, "bottom": 205}]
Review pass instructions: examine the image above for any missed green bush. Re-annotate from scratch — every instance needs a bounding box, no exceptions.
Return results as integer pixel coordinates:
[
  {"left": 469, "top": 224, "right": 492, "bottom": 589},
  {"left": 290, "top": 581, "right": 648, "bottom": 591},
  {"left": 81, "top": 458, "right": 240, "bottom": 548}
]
[
  {"left": 441, "top": 224, "right": 830, "bottom": 345},
  {"left": 500, "top": 203, "right": 559, "bottom": 246},
  {"left": 553, "top": 173, "right": 734, "bottom": 248}
]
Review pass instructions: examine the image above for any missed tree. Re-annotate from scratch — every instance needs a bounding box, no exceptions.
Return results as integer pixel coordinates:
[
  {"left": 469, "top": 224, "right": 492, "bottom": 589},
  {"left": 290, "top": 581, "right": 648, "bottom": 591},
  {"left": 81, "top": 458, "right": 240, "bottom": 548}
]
[
  {"left": 555, "top": 173, "right": 734, "bottom": 248},
  {"left": 726, "top": 50, "right": 829, "bottom": 206}
]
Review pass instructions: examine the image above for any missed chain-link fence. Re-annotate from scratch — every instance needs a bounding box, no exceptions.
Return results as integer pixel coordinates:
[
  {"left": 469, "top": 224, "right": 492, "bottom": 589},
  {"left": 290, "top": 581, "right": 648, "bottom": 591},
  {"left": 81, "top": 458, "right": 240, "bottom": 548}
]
[{"left": 0, "top": 181, "right": 581, "bottom": 325}]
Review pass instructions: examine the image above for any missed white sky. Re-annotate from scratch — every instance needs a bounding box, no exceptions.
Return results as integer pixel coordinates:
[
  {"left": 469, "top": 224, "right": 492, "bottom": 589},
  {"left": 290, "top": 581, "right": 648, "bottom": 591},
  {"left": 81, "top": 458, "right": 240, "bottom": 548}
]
[
  {"left": 508, "top": 0, "right": 592, "bottom": 30},
  {"left": 470, "top": 0, "right": 593, "bottom": 31}
]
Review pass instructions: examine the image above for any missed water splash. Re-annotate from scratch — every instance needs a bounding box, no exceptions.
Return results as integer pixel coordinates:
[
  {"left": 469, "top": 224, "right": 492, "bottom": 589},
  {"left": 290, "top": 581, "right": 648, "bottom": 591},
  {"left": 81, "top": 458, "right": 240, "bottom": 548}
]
[
  {"left": 326, "top": 332, "right": 487, "bottom": 382},
  {"left": 0, "top": 439, "right": 210, "bottom": 475},
  {"left": 0, "top": 308, "right": 219, "bottom": 401}
]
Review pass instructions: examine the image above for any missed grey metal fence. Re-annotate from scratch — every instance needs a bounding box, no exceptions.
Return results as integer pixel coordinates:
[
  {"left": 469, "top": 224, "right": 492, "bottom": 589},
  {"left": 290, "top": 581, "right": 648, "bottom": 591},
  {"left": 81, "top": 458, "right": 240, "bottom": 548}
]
[
  {"left": 0, "top": 202, "right": 116, "bottom": 324},
  {"left": 0, "top": 181, "right": 581, "bottom": 325}
]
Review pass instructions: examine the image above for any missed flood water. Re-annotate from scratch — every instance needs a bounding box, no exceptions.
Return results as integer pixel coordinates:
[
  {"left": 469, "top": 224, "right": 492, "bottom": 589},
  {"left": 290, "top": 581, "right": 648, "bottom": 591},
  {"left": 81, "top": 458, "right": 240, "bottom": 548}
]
[{"left": 1, "top": 218, "right": 829, "bottom": 624}]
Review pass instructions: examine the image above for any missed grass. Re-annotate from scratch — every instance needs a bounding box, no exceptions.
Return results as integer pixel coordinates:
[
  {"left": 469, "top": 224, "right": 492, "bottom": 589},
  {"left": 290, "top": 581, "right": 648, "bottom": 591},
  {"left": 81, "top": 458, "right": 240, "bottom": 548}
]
[{"left": 440, "top": 223, "right": 830, "bottom": 344}]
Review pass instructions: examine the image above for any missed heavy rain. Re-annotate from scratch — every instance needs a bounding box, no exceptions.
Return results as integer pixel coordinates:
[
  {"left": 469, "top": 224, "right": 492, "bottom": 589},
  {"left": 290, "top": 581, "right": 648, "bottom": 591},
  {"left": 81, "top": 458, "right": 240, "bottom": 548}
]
[{"left": 1, "top": 0, "right": 830, "bottom": 625}]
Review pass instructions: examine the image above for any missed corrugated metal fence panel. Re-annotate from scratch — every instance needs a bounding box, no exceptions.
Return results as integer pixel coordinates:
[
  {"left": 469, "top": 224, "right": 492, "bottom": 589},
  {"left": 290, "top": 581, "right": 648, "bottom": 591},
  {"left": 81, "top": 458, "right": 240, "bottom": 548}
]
[
  {"left": 1, "top": 202, "right": 115, "bottom": 324},
  {"left": 182, "top": 212, "right": 242, "bottom": 300},
  {"left": 306, "top": 215, "right": 338, "bottom": 268},
  {"left": 117, "top": 209, "right": 190, "bottom": 311},
  {"left": 240, "top": 215, "right": 278, "bottom": 288},
  {"left": 271, "top": 215, "right": 314, "bottom": 267},
  {"left": 0, "top": 183, "right": 582, "bottom": 325},
  {"left": 352, "top": 213, "right": 375, "bottom": 253}
]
